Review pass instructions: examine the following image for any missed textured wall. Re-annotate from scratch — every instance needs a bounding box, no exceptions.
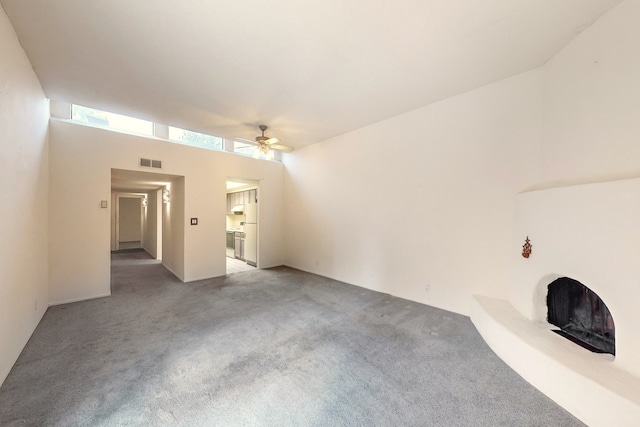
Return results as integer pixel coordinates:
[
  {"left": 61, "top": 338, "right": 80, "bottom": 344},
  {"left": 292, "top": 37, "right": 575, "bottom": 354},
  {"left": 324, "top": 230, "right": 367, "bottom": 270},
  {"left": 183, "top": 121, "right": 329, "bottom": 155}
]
[
  {"left": 540, "top": 0, "right": 640, "bottom": 188},
  {"left": 0, "top": 5, "right": 49, "bottom": 385},
  {"left": 49, "top": 120, "right": 285, "bottom": 303},
  {"left": 283, "top": 69, "right": 543, "bottom": 315}
]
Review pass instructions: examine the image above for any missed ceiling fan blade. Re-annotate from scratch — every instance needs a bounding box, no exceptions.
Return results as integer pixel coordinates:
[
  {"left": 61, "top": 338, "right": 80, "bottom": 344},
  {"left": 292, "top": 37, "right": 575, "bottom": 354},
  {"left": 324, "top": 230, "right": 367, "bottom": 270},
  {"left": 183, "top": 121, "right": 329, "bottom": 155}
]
[
  {"left": 265, "top": 137, "right": 280, "bottom": 145},
  {"left": 270, "top": 144, "right": 295, "bottom": 152}
]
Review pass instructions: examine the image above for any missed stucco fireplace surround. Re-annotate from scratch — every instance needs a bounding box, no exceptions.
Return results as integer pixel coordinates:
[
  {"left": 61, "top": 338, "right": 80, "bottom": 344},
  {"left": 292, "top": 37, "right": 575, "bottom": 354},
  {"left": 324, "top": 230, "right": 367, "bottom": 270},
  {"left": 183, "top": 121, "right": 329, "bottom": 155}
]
[{"left": 471, "top": 177, "right": 640, "bottom": 426}]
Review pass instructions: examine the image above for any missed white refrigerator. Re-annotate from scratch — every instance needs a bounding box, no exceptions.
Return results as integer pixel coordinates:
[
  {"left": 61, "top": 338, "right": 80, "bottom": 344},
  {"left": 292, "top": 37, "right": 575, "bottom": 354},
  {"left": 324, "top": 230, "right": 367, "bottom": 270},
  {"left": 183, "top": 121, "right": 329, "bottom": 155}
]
[{"left": 244, "top": 203, "right": 258, "bottom": 267}]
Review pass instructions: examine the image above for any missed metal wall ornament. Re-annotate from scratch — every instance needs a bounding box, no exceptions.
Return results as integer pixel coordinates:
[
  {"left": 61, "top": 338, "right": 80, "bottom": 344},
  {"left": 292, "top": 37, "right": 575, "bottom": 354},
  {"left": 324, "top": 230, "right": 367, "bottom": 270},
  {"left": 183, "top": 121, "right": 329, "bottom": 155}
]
[{"left": 522, "top": 236, "right": 532, "bottom": 258}]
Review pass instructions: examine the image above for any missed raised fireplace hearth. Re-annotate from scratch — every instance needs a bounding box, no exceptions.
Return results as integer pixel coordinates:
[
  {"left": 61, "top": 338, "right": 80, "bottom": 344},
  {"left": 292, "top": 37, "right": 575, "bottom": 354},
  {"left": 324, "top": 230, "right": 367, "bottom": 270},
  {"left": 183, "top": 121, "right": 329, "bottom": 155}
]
[
  {"left": 547, "top": 277, "right": 615, "bottom": 355},
  {"left": 472, "top": 177, "right": 640, "bottom": 425}
]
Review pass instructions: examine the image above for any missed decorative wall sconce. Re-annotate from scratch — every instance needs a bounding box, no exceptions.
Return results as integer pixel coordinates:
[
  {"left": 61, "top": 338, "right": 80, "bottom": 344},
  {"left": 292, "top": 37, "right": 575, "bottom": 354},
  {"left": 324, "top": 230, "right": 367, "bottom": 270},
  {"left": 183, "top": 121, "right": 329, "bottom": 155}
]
[
  {"left": 522, "top": 236, "right": 532, "bottom": 258},
  {"left": 163, "top": 189, "right": 170, "bottom": 204}
]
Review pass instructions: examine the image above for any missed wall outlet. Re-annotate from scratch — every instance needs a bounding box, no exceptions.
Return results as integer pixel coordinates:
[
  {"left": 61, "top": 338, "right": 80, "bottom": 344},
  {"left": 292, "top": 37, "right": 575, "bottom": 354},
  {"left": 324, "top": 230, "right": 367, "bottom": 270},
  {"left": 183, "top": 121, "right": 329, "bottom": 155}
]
[{"left": 424, "top": 283, "right": 430, "bottom": 292}]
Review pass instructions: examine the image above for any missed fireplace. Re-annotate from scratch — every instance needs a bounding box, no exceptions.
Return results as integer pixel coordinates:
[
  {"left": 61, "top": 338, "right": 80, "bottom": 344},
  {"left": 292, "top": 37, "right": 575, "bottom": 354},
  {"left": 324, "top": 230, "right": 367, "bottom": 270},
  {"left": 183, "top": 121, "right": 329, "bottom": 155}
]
[
  {"left": 546, "top": 277, "right": 615, "bottom": 355},
  {"left": 471, "top": 177, "right": 640, "bottom": 425}
]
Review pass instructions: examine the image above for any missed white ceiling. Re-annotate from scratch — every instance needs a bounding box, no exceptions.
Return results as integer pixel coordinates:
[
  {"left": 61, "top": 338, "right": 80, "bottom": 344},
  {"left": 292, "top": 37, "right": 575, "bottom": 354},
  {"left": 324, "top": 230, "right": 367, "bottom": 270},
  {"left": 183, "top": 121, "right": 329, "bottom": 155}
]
[
  {"left": 111, "top": 169, "right": 180, "bottom": 193},
  {"left": 226, "top": 178, "right": 259, "bottom": 194},
  {"left": 2, "top": 0, "right": 622, "bottom": 149}
]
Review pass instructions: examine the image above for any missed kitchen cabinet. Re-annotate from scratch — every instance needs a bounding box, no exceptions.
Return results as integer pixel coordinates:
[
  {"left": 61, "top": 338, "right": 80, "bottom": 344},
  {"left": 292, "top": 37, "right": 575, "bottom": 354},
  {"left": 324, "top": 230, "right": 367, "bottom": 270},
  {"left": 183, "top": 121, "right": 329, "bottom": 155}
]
[
  {"left": 226, "top": 189, "right": 258, "bottom": 213},
  {"left": 234, "top": 232, "right": 244, "bottom": 260},
  {"left": 226, "top": 192, "right": 239, "bottom": 214}
]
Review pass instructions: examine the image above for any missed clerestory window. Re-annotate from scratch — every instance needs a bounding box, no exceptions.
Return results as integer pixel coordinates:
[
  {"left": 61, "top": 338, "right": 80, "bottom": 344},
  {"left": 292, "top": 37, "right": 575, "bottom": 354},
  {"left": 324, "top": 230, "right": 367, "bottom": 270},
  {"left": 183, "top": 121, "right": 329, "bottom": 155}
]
[
  {"left": 168, "top": 126, "right": 223, "bottom": 151},
  {"left": 71, "top": 104, "right": 153, "bottom": 136}
]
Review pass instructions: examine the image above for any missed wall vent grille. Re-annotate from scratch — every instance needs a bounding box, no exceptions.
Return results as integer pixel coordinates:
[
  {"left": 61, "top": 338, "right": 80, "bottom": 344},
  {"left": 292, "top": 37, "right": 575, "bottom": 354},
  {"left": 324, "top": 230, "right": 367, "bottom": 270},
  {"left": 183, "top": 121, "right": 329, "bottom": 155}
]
[{"left": 139, "top": 158, "right": 162, "bottom": 169}]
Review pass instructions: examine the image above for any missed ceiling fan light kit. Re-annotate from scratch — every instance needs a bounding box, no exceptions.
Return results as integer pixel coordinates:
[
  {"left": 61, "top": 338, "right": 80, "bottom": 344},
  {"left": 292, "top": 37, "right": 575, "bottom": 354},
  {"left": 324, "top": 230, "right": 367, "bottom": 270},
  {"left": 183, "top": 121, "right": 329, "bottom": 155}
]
[
  {"left": 252, "top": 125, "right": 294, "bottom": 159},
  {"left": 253, "top": 144, "right": 275, "bottom": 160}
]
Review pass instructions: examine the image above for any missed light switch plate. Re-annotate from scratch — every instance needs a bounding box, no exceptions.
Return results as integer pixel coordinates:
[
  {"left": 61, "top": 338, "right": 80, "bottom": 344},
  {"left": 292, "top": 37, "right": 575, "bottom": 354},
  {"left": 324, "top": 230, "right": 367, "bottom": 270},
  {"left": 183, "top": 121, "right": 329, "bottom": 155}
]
[{"left": 100, "top": 200, "right": 108, "bottom": 208}]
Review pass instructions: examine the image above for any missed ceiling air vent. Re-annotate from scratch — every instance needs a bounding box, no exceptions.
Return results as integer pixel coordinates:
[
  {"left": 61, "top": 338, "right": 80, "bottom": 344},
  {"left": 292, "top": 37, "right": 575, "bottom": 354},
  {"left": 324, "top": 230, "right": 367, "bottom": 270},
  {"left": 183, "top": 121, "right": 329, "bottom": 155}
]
[{"left": 139, "top": 158, "right": 162, "bottom": 169}]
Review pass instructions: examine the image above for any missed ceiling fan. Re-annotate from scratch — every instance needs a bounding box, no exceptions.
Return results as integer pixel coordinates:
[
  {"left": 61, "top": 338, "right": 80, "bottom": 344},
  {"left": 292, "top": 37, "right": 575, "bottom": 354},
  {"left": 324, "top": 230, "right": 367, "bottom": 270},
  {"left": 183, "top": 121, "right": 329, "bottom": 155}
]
[{"left": 252, "top": 125, "right": 294, "bottom": 159}]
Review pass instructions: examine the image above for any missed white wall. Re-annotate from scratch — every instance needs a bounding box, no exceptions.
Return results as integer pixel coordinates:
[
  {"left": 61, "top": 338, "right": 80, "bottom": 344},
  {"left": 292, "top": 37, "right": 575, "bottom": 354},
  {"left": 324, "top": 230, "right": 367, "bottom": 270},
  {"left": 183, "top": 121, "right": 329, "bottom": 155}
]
[
  {"left": 141, "top": 195, "right": 148, "bottom": 250},
  {"left": 110, "top": 192, "right": 151, "bottom": 251},
  {"left": 506, "top": 0, "right": 640, "bottom": 378},
  {"left": 505, "top": 0, "right": 640, "bottom": 386},
  {"left": 162, "top": 179, "right": 185, "bottom": 280},
  {"left": 144, "top": 190, "right": 159, "bottom": 258},
  {"left": 49, "top": 120, "right": 284, "bottom": 303},
  {"left": 540, "top": 0, "right": 640, "bottom": 188},
  {"left": 283, "top": 69, "right": 542, "bottom": 315},
  {"left": 472, "top": 3, "right": 640, "bottom": 423},
  {"left": 509, "top": 178, "right": 640, "bottom": 378},
  {"left": 0, "top": 5, "right": 49, "bottom": 385},
  {"left": 110, "top": 192, "right": 117, "bottom": 250},
  {"left": 115, "top": 195, "right": 143, "bottom": 248},
  {"left": 282, "top": 0, "right": 640, "bottom": 320}
]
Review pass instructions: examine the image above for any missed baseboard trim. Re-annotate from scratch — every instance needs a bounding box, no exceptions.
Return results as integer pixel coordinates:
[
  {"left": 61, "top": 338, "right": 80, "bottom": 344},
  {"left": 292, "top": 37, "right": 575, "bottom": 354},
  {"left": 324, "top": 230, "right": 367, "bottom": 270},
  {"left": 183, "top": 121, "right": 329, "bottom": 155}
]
[
  {"left": 48, "top": 292, "right": 111, "bottom": 307},
  {"left": 162, "top": 263, "right": 184, "bottom": 282},
  {"left": 0, "top": 306, "right": 47, "bottom": 388}
]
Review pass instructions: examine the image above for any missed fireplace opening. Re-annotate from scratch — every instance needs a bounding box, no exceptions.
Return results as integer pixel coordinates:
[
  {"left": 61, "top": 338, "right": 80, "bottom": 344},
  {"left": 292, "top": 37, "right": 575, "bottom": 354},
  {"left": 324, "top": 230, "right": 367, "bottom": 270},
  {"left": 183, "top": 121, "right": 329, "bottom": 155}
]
[{"left": 546, "top": 277, "right": 615, "bottom": 355}]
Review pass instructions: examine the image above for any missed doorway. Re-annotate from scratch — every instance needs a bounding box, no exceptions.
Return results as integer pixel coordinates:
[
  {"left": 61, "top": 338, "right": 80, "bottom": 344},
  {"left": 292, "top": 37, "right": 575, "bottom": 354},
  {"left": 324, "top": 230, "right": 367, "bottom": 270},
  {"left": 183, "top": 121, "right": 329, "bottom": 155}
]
[
  {"left": 116, "top": 195, "right": 143, "bottom": 250},
  {"left": 111, "top": 169, "right": 182, "bottom": 261},
  {"left": 226, "top": 178, "right": 259, "bottom": 274}
]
